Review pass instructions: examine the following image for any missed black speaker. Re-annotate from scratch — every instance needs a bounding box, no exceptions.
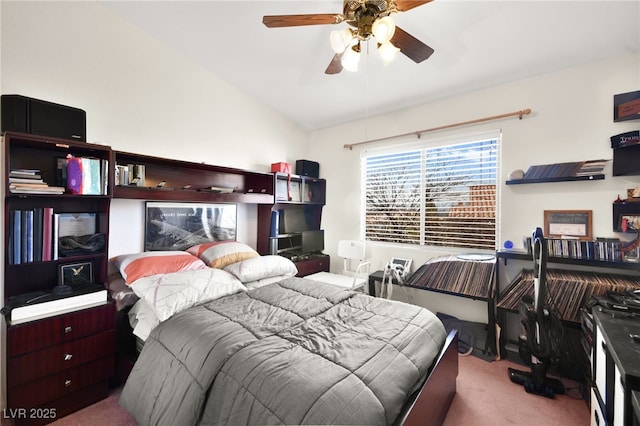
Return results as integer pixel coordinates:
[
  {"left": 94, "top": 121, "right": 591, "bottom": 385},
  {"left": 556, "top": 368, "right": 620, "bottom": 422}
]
[
  {"left": 1, "top": 94, "right": 86, "bottom": 141},
  {"left": 295, "top": 160, "right": 319, "bottom": 178}
]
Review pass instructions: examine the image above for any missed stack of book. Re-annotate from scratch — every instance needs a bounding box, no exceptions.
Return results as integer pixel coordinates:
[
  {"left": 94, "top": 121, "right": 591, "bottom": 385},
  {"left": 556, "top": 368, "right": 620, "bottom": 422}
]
[
  {"left": 9, "top": 169, "right": 65, "bottom": 194},
  {"left": 115, "top": 163, "right": 145, "bottom": 187}
]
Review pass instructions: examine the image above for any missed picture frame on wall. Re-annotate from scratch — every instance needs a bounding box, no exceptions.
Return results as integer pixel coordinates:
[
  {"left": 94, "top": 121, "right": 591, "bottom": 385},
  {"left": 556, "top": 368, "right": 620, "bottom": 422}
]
[
  {"left": 614, "top": 90, "right": 640, "bottom": 122},
  {"left": 144, "top": 202, "right": 237, "bottom": 251},
  {"left": 544, "top": 210, "right": 593, "bottom": 240}
]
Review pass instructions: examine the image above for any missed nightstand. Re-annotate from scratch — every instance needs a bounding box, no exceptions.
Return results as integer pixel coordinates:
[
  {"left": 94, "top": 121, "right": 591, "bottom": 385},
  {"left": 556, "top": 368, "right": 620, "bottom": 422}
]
[
  {"left": 6, "top": 302, "right": 116, "bottom": 425},
  {"left": 367, "top": 270, "right": 401, "bottom": 297}
]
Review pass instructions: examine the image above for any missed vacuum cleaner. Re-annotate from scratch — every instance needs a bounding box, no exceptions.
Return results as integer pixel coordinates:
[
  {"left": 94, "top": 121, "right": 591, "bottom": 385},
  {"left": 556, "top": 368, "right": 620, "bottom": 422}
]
[{"left": 508, "top": 227, "right": 565, "bottom": 398}]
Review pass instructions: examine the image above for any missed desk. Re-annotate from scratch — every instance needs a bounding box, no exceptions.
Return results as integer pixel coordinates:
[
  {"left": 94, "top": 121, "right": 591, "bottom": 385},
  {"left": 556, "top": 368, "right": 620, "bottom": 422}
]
[
  {"left": 592, "top": 309, "right": 640, "bottom": 425},
  {"left": 368, "top": 270, "right": 400, "bottom": 297}
]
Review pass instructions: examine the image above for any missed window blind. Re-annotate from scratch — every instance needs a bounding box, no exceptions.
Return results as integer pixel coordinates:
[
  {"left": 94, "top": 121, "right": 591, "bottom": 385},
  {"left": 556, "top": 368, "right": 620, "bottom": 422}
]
[{"left": 361, "top": 134, "right": 500, "bottom": 250}]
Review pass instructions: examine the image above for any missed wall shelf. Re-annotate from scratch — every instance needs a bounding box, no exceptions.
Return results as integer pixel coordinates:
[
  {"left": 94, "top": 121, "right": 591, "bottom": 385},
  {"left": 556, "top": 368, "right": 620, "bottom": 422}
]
[
  {"left": 112, "top": 151, "right": 274, "bottom": 204},
  {"left": 506, "top": 174, "right": 605, "bottom": 185},
  {"left": 506, "top": 159, "right": 607, "bottom": 185}
]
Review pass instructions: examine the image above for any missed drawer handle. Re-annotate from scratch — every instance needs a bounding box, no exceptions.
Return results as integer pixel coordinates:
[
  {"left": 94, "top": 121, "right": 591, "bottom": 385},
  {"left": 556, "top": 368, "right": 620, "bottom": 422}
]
[
  {"left": 64, "top": 354, "right": 73, "bottom": 361},
  {"left": 64, "top": 379, "right": 72, "bottom": 387},
  {"left": 64, "top": 326, "right": 73, "bottom": 334}
]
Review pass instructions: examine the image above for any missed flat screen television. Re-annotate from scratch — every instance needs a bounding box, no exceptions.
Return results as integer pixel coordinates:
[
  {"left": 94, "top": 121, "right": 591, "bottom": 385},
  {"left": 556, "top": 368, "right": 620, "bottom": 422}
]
[{"left": 301, "top": 230, "right": 324, "bottom": 254}]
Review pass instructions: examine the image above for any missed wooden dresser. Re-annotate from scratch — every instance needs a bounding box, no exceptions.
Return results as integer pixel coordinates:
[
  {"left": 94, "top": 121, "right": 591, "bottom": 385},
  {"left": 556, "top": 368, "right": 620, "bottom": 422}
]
[{"left": 5, "top": 303, "right": 115, "bottom": 425}]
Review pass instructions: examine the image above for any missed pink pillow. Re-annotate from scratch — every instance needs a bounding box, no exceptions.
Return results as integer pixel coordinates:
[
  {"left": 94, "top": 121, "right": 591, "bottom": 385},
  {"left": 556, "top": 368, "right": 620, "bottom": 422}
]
[
  {"left": 111, "top": 251, "right": 207, "bottom": 284},
  {"left": 187, "top": 241, "right": 259, "bottom": 269}
]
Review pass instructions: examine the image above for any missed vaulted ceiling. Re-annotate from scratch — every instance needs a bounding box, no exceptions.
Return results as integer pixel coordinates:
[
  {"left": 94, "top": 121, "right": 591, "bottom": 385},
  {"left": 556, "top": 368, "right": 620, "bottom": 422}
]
[{"left": 100, "top": 1, "right": 640, "bottom": 130}]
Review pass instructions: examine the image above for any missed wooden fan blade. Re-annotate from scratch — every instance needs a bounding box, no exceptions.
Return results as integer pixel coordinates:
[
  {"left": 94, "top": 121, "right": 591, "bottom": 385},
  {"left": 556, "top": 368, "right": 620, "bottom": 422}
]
[
  {"left": 325, "top": 53, "right": 343, "bottom": 75},
  {"left": 394, "top": 0, "right": 434, "bottom": 12},
  {"left": 263, "top": 14, "right": 342, "bottom": 28},
  {"left": 391, "top": 26, "right": 434, "bottom": 63}
]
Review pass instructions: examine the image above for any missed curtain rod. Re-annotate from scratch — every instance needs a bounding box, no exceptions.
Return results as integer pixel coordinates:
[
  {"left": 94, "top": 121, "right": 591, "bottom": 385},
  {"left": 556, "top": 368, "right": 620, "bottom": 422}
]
[{"left": 343, "top": 108, "right": 532, "bottom": 150}]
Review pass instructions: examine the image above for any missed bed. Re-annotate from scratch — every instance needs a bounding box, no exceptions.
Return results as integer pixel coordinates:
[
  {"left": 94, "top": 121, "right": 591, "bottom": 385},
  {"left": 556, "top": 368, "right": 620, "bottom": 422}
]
[{"left": 109, "top": 243, "right": 458, "bottom": 426}]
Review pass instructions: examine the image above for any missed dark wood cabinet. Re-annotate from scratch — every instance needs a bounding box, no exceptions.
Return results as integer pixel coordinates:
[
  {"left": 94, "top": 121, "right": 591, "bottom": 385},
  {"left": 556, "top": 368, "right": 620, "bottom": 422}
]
[
  {"left": 5, "top": 303, "right": 116, "bottom": 425},
  {"left": 2, "top": 132, "right": 115, "bottom": 422},
  {"left": 293, "top": 254, "right": 330, "bottom": 277},
  {"left": 256, "top": 173, "right": 326, "bottom": 256}
]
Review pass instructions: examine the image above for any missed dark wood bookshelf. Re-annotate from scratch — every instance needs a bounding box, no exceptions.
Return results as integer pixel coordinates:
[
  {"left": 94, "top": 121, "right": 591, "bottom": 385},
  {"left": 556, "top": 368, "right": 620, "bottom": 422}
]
[{"left": 112, "top": 150, "right": 274, "bottom": 204}]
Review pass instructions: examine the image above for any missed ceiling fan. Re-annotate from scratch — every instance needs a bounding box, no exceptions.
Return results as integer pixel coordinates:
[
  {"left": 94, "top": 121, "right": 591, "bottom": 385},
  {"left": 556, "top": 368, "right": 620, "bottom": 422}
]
[{"left": 263, "top": 0, "right": 435, "bottom": 74}]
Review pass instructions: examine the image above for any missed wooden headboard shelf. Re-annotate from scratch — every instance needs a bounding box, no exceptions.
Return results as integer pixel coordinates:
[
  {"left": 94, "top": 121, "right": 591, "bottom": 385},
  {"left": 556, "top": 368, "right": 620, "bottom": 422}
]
[{"left": 112, "top": 150, "right": 274, "bottom": 204}]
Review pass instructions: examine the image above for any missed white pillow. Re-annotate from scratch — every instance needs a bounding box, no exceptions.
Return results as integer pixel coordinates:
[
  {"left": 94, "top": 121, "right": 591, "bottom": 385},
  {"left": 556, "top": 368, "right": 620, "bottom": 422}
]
[
  {"left": 128, "top": 300, "right": 160, "bottom": 342},
  {"left": 129, "top": 268, "right": 247, "bottom": 322},
  {"left": 223, "top": 255, "right": 297, "bottom": 283}
]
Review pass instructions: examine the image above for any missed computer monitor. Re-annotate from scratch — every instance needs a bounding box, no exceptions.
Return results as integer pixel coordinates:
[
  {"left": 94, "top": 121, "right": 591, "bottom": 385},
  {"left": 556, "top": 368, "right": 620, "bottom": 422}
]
[{"left": 301, "top": 230, "right": 324, "bottom": 254}]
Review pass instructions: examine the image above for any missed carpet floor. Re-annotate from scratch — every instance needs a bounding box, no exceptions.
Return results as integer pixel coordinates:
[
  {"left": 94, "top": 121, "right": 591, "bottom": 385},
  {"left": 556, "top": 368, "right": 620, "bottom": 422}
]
[{"left": 48, "top": 354, "right": 590, "bottom": 426}]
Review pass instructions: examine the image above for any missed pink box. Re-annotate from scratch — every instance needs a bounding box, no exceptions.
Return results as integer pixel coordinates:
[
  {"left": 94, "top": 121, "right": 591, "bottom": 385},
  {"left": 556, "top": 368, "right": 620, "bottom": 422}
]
[{"left": 271, "top": 162, "right": 292, "bottom": 174}]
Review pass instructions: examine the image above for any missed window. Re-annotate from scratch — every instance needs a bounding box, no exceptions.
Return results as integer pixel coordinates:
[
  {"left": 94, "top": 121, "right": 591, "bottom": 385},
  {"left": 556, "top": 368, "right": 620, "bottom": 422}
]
[{"left": 361, "top": 133, "right": 500, "bottom": 250}]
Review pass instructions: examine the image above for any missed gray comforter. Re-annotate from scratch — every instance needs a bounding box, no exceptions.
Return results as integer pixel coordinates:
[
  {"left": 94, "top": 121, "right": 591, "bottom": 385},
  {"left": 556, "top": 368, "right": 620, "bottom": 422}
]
[{"left": 120, "top": 278, "right": 446, "bottom": 425}]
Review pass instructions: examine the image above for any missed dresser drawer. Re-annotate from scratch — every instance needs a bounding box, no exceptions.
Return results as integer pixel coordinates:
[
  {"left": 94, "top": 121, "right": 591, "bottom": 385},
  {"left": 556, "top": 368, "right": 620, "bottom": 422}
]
[
  {"left": 294, "top": 256, "right": 330, "bottom": 277},
  {"left": 7, "top": 302, "right": 115, "bottom": 357},
  {"left": 7, "top": 356, "right": 114, "bottom": 409},
  {"left": 8, "top": 330, "right": 115, "bottom": 386}
]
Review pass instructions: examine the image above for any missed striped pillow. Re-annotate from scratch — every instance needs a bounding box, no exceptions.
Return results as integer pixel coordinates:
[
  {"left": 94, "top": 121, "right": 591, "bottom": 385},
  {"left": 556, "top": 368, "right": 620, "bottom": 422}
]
[
  {"left": 111, "top": 251, "right": 208, "bottom": 284},
  {"left": 187, "top": 241, "right": 259, "bottom": 269}
]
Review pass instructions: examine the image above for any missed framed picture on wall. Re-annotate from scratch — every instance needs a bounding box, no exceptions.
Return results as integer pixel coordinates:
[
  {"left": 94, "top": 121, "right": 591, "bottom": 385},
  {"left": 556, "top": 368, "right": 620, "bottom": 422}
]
[
  {"left": 544, "top": 210, "right": 593, "bottom": 240},
  {"left": 144, "top": 202, "right": 237, "bottom": 251},
  {"left": 614, "top": 90, "right": 640, "bottom": 122}
]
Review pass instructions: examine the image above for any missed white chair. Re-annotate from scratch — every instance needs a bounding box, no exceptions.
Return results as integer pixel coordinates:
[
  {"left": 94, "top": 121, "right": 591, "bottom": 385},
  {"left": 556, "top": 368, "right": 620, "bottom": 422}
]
[{"left": 304, "top": 240, "right": 370, "bottom": 291}]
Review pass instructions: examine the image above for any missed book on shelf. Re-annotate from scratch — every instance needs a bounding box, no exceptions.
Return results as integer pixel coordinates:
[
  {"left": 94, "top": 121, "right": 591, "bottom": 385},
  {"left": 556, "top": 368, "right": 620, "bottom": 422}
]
[
  {"left": 8, "top": 208, "right": 55, "bottom": 265},
  {"left": 42, "top": 207, "right": 54, "bottom": 261},
  {"left": 33, "top": 208, "right": 43, "bottom": 262},
  {"left": 9, "top": 210, "right": 21, "bottom": 265},
  {"left": 80, "top": 157, "right": 102, "bottom": 195},
  {"left": 523, "top": 159, "right": 608, "bottom": 180},
  {"left": 9, "top": 184, "right": 65, "bottom": 194},
  {"left": 9, "top": 177, "right": 46, "bottom": 184},
  {"left": 574, "top": 159, "right": 608, "bottom": 177},
  {"left": 9, "top": 169, "right": 42, "bottom": 179},
  {"left": 21, "top": 209, "right": 33, "bottom": 264}
]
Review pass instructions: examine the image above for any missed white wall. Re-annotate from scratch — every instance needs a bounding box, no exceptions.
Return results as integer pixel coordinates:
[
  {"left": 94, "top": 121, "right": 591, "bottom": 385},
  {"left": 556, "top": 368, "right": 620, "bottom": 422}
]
[{"left": 308, "top": 52, "right": 640, "bottom": 318}]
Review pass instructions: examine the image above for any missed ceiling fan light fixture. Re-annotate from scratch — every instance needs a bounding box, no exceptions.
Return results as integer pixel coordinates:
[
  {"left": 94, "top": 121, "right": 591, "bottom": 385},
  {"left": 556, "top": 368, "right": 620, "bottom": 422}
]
[
  {"left": 372, "top": 16, "right": 396, "bottom": 44},
  {"left": 341, "top": 43, "right": 361, "bottom": 72},
  {"left": 330, "top": 28, "right": 353, "bottom": 54},
  {"left": 378, "top": 41, "right": 400, "bottom": 65}
]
